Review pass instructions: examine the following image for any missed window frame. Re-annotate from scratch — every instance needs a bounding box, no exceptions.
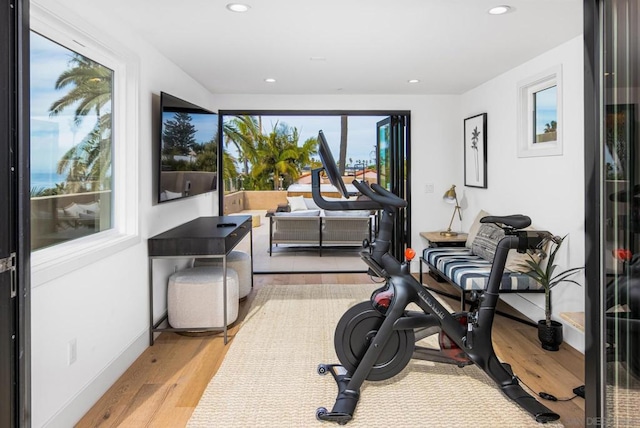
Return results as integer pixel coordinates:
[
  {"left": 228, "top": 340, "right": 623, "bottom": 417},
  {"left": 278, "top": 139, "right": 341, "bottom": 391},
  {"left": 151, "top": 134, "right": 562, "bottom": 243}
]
[
  {"left": 517, "top": 65, "right": 563, "bottom": 158},
  {"left": 29, "top": 3, "right": 139, "bottom": 287}
]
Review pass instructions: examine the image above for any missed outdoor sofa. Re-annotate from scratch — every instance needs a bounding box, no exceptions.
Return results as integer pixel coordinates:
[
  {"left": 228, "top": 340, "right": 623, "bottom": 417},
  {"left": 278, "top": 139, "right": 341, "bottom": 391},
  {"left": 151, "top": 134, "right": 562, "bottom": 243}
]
[{"left": 268, "top": 196, "right": 372, "bottom": 256}]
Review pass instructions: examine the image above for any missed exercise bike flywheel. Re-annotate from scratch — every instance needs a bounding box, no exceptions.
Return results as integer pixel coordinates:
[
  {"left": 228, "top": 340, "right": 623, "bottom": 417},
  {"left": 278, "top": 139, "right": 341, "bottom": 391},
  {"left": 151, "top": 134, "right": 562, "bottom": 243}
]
[{"left": 334, "top": 301, "right": 415, "bottom": 381}]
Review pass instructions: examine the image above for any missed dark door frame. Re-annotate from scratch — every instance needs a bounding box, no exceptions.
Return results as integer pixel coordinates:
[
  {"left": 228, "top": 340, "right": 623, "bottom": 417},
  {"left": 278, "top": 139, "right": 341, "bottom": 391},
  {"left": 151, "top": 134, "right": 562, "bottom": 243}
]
[
  {"left": 1, "top": 0, "right": 31, "bottom": 426},
  {"left": 583, "top": 0, "right": 603, "bottom": 423}
]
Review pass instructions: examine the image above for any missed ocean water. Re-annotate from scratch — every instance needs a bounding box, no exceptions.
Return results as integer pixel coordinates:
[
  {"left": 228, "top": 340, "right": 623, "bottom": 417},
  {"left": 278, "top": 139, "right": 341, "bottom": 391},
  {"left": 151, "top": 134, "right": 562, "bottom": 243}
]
[{"left": 31, "top": 171, "right": 66, "bottom": 190}]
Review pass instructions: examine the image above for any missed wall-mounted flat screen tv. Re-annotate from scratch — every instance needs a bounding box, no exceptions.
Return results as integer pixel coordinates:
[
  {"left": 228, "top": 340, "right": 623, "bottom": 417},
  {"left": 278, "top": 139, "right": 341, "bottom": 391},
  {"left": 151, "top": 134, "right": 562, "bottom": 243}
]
[{"left": 157, "top": 91, "right": 218, "bottom": 203}]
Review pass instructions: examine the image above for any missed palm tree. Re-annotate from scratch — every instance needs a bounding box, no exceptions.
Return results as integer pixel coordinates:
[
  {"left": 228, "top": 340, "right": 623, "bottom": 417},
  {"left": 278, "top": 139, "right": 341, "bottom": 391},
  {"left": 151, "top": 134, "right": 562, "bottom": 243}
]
[
  {"left": 56, "top": 121, "right": 111, "bottom": 192},
  {"left": 223, "top": 115, "right": 260, "bottom": 176},
  {"left": 249, "top": 122, "right": 318, "bottom": 190},
  {"left": 544, "top": 121, "right": 557, "bottom": 133},
  {"left": 49, "top": 53, "right": 113, "bottom": 191}
]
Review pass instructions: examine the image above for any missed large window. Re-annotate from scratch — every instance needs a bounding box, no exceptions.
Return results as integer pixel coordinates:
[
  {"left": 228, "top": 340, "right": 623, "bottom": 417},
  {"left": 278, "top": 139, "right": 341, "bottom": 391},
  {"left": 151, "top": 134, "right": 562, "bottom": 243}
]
[
  {"left": 30, "top": 32, "right": 113, "bottom": 251},
  {"left": 29, "top": 4, "right": 139, "bottom": 285}
]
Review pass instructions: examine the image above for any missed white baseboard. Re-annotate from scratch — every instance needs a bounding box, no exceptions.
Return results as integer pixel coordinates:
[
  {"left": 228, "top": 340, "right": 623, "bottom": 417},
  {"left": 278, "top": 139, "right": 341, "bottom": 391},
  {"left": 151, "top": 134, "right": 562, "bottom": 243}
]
[{"left": 42, "top": 330, "right": 148, "bottom": 428}]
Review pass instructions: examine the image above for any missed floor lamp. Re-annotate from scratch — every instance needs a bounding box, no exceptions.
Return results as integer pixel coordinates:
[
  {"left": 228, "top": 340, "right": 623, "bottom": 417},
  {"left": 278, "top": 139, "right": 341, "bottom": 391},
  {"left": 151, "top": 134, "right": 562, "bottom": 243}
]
[{"left": 441, "top": 185, "right": 462, "bottom": 236}]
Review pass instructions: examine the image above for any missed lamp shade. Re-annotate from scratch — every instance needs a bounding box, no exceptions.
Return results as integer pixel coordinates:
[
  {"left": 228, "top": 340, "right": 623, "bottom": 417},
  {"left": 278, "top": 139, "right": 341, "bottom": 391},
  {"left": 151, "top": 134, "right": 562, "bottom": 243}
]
[{"left": 443, "top": 185, "right": 458, "bottom": 204}]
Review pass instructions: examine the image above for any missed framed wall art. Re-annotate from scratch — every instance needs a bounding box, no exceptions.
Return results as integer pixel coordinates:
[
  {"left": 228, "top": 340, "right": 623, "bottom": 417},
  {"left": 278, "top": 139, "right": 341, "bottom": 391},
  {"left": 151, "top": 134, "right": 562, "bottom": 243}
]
[{"left": 464, "top": 113, "right": 487, "bottom": 188}]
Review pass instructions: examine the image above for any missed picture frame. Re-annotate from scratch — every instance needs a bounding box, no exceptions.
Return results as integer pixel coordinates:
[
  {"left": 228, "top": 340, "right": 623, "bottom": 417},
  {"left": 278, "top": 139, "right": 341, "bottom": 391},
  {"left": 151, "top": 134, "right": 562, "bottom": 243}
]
[{"left": 464, "top": 113, "right": 487, "bottom": 188}]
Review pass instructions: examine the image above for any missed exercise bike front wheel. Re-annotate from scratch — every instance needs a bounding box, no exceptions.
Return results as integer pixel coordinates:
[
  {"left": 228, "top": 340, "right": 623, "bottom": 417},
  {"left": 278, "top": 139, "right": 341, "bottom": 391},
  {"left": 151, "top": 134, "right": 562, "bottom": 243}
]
[{"left": 334, "top": 301, "right": 415, "bottom": 381}]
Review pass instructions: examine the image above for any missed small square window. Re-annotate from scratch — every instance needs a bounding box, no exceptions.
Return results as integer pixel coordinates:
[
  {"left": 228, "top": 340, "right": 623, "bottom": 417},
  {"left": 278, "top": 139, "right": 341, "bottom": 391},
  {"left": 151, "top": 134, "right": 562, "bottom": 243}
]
[{"left": 517, "top": 66, "right": 563, "bottom": 157}]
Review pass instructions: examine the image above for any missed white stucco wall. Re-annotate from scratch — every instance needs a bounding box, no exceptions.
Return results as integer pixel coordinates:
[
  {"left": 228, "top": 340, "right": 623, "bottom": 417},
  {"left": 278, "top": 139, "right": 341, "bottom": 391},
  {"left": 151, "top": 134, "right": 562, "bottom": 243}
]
[{"left": 459, "top": 35, "right": 585, "bottom": 351}]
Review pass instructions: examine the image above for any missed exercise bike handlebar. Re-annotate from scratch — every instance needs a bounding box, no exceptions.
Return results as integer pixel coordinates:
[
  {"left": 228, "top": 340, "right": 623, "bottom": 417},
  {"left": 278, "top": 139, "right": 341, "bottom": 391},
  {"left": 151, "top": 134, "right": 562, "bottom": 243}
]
[{"left": 352, "top": 180, "right": 407, "bottom": 209}]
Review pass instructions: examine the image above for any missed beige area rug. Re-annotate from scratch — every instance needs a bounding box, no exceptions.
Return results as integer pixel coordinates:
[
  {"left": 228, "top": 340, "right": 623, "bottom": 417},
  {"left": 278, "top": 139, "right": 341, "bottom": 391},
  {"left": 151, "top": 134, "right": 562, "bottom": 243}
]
[{"left": 188, "top": 283, "right": 564, "bottom": 427}]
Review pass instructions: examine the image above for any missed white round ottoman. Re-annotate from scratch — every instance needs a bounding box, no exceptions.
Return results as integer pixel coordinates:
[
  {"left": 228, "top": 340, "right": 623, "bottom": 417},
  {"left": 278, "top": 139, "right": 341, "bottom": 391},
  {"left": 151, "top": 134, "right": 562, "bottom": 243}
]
[
  {"left": 168, "top": 266, "right": 239, "bottom": 329},
  {"left": 194, "top": 251, "right": 252, "bottom": 299}
]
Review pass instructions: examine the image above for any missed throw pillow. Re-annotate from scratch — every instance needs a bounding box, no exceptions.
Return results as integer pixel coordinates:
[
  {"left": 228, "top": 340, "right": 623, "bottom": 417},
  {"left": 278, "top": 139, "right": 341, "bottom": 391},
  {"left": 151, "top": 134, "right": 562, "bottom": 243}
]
[
  {"left": 471, "top": 223, "right": 504, "bottom": 261},
  {"left": 505, "top": 238, "right": 546, "bottom": 273},
  {"left": 506, "top": 251, "right": 538, "bottom": 273},
  {"left": 465, "top": 209, "right": 491, "bottom": 248},
  {"left": 287, "top": 196, "right": 307, "bottom": 212},
  {"left": 304, "top": 198, "right": 320, "bottom": 210}
]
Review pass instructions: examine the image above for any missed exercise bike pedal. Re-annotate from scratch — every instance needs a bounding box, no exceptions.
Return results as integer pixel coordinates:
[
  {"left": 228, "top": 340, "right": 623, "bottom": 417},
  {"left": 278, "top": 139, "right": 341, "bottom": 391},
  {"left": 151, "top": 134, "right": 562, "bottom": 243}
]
[{"left": 316, "top": 407, "right": 352, "bottom": 425}]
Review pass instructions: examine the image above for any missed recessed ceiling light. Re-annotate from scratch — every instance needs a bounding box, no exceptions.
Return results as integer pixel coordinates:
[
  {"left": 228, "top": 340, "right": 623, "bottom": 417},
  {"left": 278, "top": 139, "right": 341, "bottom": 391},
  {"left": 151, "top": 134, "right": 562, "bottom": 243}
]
[
  {"left": 264, "top": 78, "right": 276, "bottom": 83},
  {"left": 488, "top": 5, "right": 511, "bottom": 15},
  {"left": 408, "top": 79, "right": 420, "bottom": 84},
  {"left": 226, "top": 3, "right": 250, "bottom": 13}
]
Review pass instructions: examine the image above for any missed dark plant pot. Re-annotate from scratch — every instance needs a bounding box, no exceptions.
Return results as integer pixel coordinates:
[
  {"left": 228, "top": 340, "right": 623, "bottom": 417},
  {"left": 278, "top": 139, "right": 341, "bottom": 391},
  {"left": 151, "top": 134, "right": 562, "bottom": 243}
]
[{"left": 537, "top": 320, "right": 563, "bottom": 351}]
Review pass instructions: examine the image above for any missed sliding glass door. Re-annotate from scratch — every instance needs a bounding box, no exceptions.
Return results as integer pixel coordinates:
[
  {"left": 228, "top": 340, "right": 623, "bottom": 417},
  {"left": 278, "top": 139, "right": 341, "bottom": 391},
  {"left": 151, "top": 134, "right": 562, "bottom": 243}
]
[
  {"left": 377, "top": 116, "right": 410, "bottom": 259},
  {"left": 1, "top": 0, "right": 30, "bottom": 426},
  {"left": 585, "top": 1, "right": 640, "bottom": 425}
]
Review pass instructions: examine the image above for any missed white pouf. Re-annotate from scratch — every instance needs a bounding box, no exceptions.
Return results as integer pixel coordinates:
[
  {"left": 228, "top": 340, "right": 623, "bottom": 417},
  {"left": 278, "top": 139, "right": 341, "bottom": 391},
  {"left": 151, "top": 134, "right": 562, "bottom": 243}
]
[
  {"left": 168, "top": 266, "right": 239, "bottom": 329},
  {"left": 194, "top": 251, "right": 252, "bottom": 299}
]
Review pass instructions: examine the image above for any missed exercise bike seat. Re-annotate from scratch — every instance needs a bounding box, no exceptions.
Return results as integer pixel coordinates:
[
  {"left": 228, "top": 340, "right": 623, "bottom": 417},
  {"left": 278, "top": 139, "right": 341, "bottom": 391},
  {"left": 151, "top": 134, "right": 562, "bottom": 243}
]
[{"left": 480, "top": 215, "right": 531, "bottom": 230}]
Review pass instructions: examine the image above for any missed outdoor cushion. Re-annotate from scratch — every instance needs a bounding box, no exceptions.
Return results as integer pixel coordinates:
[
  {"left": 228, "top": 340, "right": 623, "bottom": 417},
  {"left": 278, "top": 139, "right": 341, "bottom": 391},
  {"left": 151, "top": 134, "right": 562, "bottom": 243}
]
[
  {"left": 423, "top": 247, "right": 543, "bottom": 292},
  {"left": 323, "top": 209, "right": 371, "bottom": 217},
  {"left": 274, "top": 209, "right": 320, "bottom": 217},
  {"left": 287, "top": 196, "right": 307, "bottom": 212}
]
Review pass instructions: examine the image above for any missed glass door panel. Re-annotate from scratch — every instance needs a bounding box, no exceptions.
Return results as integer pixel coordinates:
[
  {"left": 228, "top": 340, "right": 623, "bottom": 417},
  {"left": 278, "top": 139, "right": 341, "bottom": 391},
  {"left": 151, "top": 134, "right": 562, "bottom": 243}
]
[
  {"left": 601, "top": 1, "right": 640, "bottom": 426},
  {"left": 376, "top": 116, "right": 409, "bottom": 258}
]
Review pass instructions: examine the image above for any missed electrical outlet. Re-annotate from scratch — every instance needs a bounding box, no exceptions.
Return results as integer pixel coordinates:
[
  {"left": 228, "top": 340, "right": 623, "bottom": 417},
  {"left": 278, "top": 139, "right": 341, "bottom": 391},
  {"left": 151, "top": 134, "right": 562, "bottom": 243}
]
[
  {"left": 68, "top": 338, "right": 77, "bottom": 365},
  {"left": 425, "top": 183, "right": 434, "bottom": 194}
]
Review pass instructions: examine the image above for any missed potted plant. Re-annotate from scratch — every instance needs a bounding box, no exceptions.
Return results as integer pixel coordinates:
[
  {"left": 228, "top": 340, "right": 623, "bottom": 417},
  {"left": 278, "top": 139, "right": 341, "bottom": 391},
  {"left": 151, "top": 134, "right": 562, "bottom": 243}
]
[{"left": 519, "top": 235, "right": 583, "bottom": 351}]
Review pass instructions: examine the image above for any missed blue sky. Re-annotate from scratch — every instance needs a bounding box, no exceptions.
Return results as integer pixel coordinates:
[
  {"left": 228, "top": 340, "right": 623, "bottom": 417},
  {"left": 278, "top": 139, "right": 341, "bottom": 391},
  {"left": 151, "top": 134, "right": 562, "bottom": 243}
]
[
  {"left": 30, "top": 31, "right": 105, "bottom": 174},
  {"left": 535, "top": 86, "right": 558, "bottom": 135},
  {"left": 223, "top": 115, "right": 387, "bottom": 167}
]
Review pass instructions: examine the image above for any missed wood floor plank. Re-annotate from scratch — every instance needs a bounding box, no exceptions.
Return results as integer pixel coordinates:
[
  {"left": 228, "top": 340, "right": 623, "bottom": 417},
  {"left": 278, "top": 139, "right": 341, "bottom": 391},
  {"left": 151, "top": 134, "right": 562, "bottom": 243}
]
[{"left": 76, "top": 273, "right": 586, "bottom": 427}]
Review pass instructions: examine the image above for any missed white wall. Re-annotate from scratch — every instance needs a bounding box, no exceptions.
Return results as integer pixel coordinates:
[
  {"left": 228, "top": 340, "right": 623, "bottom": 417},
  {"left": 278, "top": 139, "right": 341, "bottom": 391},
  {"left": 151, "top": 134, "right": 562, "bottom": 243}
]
[
  {"left": 31, "top": 2, "right": 219, "bottom": 426},
  {"left": 459, "top": 36, "right": 585, "bottom": 351}
]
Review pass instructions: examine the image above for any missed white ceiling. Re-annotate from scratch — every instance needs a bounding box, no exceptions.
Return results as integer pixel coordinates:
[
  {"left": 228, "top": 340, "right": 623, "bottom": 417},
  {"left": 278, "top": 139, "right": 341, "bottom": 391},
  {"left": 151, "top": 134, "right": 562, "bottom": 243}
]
[{"left": 90, "top": 0, "right": 582, "bottom": 95}]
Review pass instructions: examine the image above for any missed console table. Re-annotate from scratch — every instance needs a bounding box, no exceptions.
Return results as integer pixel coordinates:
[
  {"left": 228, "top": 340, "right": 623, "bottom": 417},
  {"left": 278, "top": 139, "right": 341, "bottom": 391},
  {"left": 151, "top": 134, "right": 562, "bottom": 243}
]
[{"left": 147, "top": 215, "right": 253, "bottom": 345}]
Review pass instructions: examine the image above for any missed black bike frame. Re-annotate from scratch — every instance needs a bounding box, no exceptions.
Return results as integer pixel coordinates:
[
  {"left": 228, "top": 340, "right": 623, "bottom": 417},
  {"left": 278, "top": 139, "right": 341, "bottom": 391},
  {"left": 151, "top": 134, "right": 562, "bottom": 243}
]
[{"left": 312, "top": 168, "right": 558, "bottom": 424}]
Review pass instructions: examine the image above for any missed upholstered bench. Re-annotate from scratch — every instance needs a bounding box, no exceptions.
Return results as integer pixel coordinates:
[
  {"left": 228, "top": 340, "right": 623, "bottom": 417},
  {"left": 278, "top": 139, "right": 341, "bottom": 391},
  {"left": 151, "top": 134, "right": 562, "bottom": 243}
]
[{"left": 420, "top": 211, "right": 545, "bottom": 310}]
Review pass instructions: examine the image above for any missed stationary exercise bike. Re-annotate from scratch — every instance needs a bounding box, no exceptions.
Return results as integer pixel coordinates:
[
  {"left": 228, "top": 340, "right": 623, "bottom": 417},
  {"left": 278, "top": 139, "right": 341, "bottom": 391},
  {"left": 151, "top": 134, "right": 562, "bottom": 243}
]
[{"left": 310, "top": 130, "right": 560, "bottom": 425}]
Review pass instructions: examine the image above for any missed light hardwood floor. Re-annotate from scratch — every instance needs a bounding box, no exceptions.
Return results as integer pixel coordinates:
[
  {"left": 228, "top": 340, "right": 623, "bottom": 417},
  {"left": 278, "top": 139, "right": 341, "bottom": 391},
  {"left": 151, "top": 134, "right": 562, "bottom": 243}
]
[{"left": 76, "top": 273, "right": 585, "bottom": 427}]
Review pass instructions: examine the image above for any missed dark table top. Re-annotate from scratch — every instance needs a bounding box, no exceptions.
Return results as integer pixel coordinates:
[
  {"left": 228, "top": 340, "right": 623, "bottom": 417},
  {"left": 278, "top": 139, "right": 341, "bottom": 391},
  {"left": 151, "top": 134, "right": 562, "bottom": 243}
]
[{"left": 148, "top": 215, "right": 251, "bottom": 257}]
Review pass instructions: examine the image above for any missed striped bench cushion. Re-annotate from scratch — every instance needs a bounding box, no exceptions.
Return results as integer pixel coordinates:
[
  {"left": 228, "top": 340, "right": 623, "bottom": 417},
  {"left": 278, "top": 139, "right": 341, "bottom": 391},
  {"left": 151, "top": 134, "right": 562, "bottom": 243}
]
[{"left": 423, "top": 247, "right": 543, "bottom": 292}]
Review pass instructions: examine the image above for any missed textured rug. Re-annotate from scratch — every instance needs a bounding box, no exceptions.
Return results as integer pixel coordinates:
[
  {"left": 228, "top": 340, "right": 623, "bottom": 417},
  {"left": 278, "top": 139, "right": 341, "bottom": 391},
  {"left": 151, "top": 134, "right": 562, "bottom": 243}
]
[{"left": 188, "top": 283, "right": 564, "bottom": 427}]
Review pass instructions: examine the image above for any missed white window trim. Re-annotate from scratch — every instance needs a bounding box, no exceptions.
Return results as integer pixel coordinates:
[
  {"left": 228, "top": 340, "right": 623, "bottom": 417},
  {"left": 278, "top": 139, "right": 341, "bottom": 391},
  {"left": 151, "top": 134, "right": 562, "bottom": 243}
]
[
  {"left": 30, "top": 2, "right": 140, "bottom": 287},
  {"left": 517, "top": 65, "right": 563, "bottom": 158}
]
